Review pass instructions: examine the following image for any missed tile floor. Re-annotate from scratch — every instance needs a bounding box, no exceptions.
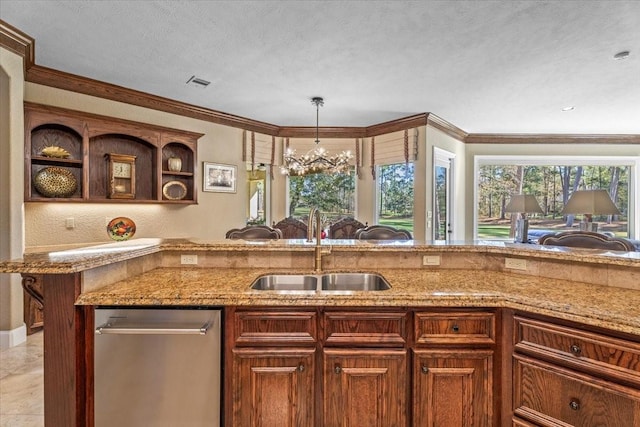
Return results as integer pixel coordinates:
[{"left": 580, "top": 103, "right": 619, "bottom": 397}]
[{"left": 0, "top": 333, "right": 44, "bottom": 427}]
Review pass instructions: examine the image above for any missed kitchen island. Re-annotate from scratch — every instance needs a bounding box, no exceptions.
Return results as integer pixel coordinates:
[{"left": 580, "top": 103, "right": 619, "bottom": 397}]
[{"left": 1, "top": 238, "right": 639, "bottom": 426}]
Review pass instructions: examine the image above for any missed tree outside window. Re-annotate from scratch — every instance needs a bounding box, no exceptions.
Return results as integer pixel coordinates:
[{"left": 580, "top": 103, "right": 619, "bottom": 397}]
[
  {"left": 378, "top": 163, "right": 414, "bottom": 233},
  {"left": 288, "top": 169, "right": 356, "bottom": 225},
  {"left": 477, "top": 164, "right": 630, "bottom": 239}
]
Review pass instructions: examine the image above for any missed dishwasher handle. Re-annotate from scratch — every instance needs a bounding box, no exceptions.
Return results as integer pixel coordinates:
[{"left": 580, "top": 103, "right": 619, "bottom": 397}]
[{"left": 95, "top": 321, "right": 212, "bottom": 335}]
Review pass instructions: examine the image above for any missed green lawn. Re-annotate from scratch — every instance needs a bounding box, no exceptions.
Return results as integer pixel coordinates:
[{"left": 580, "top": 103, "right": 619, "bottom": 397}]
[
  {"left": 477, "top": 225, "right": 511, "bottom": 239},
  {"left": 378, "top": 217, "right": 413, "bottom": 231}
]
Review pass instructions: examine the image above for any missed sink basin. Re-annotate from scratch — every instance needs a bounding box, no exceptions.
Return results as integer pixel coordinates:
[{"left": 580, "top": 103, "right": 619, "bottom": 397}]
[
  {"left": 321, "top": 273, "right": 391, "bottom": 291},
  {"left": 250, "top": 274, "right": 317, "bottom": 291},
  {"left": 250, "top": 273, "right": 391, "bottom": 291}
]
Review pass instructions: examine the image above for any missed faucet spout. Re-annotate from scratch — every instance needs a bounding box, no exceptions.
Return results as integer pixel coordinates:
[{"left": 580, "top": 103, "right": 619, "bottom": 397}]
[{"left": 307, "top": 207, "right": 323, "bottom": 271}]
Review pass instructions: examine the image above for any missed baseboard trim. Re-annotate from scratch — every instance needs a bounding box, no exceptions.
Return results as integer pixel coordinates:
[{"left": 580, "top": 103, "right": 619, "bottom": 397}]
[{"left": 0, "top": 324, "right": 27, "bottom": 349}]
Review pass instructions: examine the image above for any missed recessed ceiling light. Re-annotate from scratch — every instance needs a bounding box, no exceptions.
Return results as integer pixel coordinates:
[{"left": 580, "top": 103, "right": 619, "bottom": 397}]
[
  {"left": 561, "top": 106, "right": 575, "bottom": 112},
  {"left": 186, "top": 75, "right": 211, "bottom": 88},
  {"left": 613, "top": 50, "right": 630, "bottom": 60}
]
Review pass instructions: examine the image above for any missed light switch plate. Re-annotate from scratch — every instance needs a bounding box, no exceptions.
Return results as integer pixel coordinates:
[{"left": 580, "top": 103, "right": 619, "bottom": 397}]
[
  {"left": 181, "top": 254, "right": 198, "bottom": 265},
  {"left": 423, "top": 255, "right": 440, "bottom": 266},
  {"left": 505, "top": 258, "right": 527, "bottom": 270}
]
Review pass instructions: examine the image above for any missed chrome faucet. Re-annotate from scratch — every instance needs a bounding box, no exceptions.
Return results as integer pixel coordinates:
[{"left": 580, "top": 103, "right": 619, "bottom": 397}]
[{"left": 307, "top": 207, "right": 323, "bottom": 271}]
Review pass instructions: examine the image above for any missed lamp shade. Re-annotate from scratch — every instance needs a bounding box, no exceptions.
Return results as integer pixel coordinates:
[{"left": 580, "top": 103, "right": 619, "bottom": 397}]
[
  {"left": 561, "top": 190, "right": 621, "bottom": 215},
  {"left": 504, "top": 195, "right": 544, "bottom": 214}
]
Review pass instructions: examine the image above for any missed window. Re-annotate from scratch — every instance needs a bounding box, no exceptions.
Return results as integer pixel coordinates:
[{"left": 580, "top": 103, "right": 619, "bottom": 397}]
[
  {"left": 246, "top": 164, "right": 268, "bottom": 225},
  {"left": 287, "top": 169, "right": 356, "bottom": 224},
  {"left": 377, "top": 163, "right": 414, "bottom": 234},
  {"left": 475, "top": 156, "right": 636, "bottom": 240}
]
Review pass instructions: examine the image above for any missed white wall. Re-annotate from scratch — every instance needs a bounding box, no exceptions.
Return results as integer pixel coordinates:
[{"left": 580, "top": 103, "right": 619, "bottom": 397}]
[
  {"left": 0, "top": 47, "right": 26, "bottom": 346},
  {"left": 425, "top": 126, "right": 466, "bottom": 241},
  {"left": 24, "top": 83, "right": 252, "bottom": 246}
]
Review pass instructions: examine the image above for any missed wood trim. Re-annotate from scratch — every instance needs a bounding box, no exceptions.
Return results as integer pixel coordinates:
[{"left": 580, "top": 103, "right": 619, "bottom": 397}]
[
  {"left": 37, "top": 273, "right": 88, "bottom": 427},
  {"left": 0, "top": 19, "right": 35, "bottom": 72},
  {"left": 278, "top": 126, "right": 367, "bottom": 139},
  {"left": 427, "top": 114, "right": 468, "bottom": 141},
  {"left": 465, "top": 133, "right": 640, "bottom": 144},
  {"left": 24, "top": 102, "right": 204, "bottom": 139},
  {"left": 26, "top": 65, "right": 281, "bottom": 135},
  {"left": 365, "top": 113, "right": 428, "bottom": 137}
]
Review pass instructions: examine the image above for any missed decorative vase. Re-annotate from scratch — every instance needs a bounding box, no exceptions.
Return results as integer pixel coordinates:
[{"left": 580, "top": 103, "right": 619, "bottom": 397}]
[{"left": 168, "top": 157, "right": 182, "bottom": 172}]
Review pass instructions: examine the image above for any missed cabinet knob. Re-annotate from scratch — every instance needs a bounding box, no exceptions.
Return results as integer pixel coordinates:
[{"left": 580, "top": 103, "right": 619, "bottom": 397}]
[
  {"left": 334, "top": 365, "right": 342, "bottom": 374},
  {"left": 298, "top": 363, "right": 305, "bottom": 372},
  {"left": 570, "top": 344, "right": 582, "bottom": 355},
  {"left": 569, "top": 399, "right": 580, "bottom": 411},
  {"left": 452, "top": 324, "right": 460, "bottom": 332},
  {"left": 421, "top": 365, "right": 429, "bottom": 374}
]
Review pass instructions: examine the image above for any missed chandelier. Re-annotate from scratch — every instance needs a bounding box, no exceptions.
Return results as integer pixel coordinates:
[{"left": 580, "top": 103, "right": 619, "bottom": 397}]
[{"left": 280, "top": 97, "right": 353, "bottom": 176}]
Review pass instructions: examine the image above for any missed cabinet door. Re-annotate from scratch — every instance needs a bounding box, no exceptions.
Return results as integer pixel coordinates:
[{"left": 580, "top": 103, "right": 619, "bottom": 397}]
[
  {"left": 413, "top": 349, "right": 493, "bottom": 427},
  {"left": 323, "top": 348, "right": 408, "bottom": 427},
  {"left": 514, "top": 354, "right": 640, "bottom": 427},
  {"left": 231, "top": 348, "right": 315, "bottom": 427}
]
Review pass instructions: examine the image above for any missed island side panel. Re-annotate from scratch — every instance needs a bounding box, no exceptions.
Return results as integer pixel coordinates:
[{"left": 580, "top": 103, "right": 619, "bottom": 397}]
[{"left": 34, "top": 273, "right": 90, "bottom": 427}]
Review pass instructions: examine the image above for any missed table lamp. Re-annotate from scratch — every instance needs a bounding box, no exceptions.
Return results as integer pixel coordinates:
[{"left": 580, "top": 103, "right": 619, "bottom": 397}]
[
  {"left": 561, "top": 189, "right": 621, "bottom": 232},
  {"left": 505, "top": 194, "right": 544, "bottom": 243}
]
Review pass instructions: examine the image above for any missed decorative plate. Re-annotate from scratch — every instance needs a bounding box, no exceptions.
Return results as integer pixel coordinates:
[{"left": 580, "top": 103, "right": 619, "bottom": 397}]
[
  {"left": 33, "top": 166, "right": 77, "bottom": 198},
  {"left": 107, "top": 217, "right": 136, "bottom": 241},
  {"left": 40, "top": 146, "right": 71, "bottom": 158},
  {"left": 162, "top": 180, "right": 188, "bottom": 200}
]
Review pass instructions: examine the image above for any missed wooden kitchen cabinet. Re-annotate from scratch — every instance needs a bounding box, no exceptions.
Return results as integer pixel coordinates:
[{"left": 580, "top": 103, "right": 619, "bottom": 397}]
[
  {"left": 413, "top": 350, "right": 493, "bottom": 427},
  {"left": 231, "top": 348, "right": 316, "bottom": 427},
  {"left": 512, "top": 314, "right": 640, "bottom": 426},
  {"left": 225, "top": 307, "right": 497, "bottom": 427},
  {"left": 413, "top": 311, "right": 496, "bottom": 427},
  {"left": 513, "top": 355, "right": 640, "bottom": 426},
  {"left": 226, "top": 307, "right": 319, "bottom": 426},
  {"left": 323, "top": 348, "right": 408, "bottom": 427},
  {"left": 25, "top": 102, "right": 201, "bottom": 204}
]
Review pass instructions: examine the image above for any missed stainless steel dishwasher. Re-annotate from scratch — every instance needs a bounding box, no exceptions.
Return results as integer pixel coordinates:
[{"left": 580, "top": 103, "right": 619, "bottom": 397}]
[{"left": 94, "top": 307, "right": 221, "bottom": 427}]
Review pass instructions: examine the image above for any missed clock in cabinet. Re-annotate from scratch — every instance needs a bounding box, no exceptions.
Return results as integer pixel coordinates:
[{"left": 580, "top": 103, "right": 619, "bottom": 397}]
[{"left": 106, "top": 153, "right": 136, "bottom": 199}]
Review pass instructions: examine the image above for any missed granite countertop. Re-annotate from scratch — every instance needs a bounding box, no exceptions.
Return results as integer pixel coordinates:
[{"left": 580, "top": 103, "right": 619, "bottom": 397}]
[
  {"left": 2, "top": 238, "right": 639, "bottom": 274},
  {"left": 76, "top": 267, "right": 640, "bottom": 336}
]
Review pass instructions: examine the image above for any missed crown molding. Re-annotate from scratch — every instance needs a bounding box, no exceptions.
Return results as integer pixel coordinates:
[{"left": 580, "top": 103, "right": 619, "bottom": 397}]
[
  {"left": 365, "top": 113, "right": 428, "bottom": 137},
  {"left": 278, "top": 126, "right": 366, "bottom": 139},
  {"left": 0, "top": 19, "right": 35, "bottom": 72},
  {"left": 427, "top": 114, "right": 468, "bottom": 141},
  {"left": 465, "top": 133, "right": 640, "bottom": 144}
]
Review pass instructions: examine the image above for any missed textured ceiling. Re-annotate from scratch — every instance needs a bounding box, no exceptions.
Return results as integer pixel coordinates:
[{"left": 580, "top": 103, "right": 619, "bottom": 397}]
[{"left": 1, "top": 0, "right": 639, "bottom": 133}]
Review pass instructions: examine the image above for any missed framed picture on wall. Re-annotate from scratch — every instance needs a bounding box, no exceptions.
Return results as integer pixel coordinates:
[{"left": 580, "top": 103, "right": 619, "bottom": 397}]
[{"left": 203, "top": 162, "right": 237, "bottom": 193}]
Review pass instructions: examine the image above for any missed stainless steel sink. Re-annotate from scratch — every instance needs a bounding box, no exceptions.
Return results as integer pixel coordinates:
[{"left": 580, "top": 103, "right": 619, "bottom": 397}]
[
  {"left": 250, "top": 274, "right": 317, "bottom": 291},
  {"left": 250, "top": 273, "right": 390, "bottom": 291},
  {"left": 321, "top": 273, "right": 391, "bottom": 291}
]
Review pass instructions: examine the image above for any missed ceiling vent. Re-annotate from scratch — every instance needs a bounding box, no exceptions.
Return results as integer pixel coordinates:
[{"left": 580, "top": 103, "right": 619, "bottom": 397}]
[{"left": 186, "top": 75, "right": 211, "bottom": 88}]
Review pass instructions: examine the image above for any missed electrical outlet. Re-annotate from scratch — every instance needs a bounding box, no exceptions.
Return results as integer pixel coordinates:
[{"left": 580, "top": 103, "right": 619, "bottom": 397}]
[
  {"left": 181, "top": 254, "right": 198, "bottom": 265},
  {"left": 422, "top": 255, "right": 440, "bottom": 266},
  {"left": 65, "top": 218, "right": 75, "bottom": 229},
  {"left": 505, "top": 258, "right": 527, "bottom": 270}
]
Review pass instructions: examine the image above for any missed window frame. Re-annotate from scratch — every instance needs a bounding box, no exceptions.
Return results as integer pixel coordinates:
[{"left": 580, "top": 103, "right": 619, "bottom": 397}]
[{"left": 473, "top": 155, "right": 639, "bottom": 240}]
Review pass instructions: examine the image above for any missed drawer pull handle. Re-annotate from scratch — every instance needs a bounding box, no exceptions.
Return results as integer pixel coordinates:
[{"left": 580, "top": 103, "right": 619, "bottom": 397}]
[
  {"left": 452, "top": 324, "right": 460, "bottom": 332},
  {"left": 298, "top": 363, "right": 305, "bottom": 372},
  {"left": 334, "top": 365, "right": 342, "bottom": 374},
  {"left": 421, "top": 365, "right": 428, "bottom": 374},
  {"left": 569, "top": 399, "right": 580, "bottom": 411},
  {"left": 570, "top": 344, "right": 582, "bottom": 355}
]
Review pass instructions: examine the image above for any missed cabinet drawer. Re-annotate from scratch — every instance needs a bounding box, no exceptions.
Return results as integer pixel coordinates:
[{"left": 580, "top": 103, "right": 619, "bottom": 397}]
[
  {"left": 233, "top": 310, "right": 317, "bottom": 346},
  {"left": 514, "top": 316, "right": 640, "bottom": 387},
  {"left": 323, "top": 311, "right": 407, "bottom": 347},
  {"left": 414, "top": 312, "right": 495, "bottom": 345},
  {"left": 513, "top": 355, "right": 640, "bottom": 427}
]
